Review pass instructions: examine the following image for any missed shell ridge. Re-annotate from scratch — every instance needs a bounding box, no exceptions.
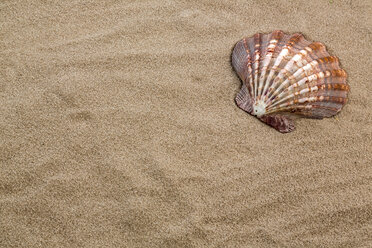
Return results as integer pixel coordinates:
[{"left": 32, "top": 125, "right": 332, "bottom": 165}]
[
  {"left": 261, "top": 31, "right": 285, "bottom": 100},
  {"left": 252, "top": 33, "right": 262, "bottom": 101},
  {"left": 258, "top": 33, "right": 279, "bottom": 100},
  {"left": 257, "top": 33, "right": 271, "bottom": 99},
  {"left": 266, "top": 104, "right": 340, "bottom": 116},
  {"left": 242, "top": 38, "right": 255, "bottom": 98}
]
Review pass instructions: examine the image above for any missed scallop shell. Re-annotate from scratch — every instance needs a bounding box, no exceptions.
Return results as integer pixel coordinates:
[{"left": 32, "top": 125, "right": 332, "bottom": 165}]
[{"left": 232, "top": 30, "right": 349, "bottom": 133}]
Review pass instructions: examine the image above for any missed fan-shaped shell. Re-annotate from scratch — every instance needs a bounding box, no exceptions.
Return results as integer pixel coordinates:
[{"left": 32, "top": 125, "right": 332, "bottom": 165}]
[{"left": 232, "top": 30, "right": 349, "bottom": 133}]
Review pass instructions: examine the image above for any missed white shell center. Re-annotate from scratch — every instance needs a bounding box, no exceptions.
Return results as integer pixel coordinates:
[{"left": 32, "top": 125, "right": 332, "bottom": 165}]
[{"left": 253, "top": 100, "right": 266, "bottom": 117}]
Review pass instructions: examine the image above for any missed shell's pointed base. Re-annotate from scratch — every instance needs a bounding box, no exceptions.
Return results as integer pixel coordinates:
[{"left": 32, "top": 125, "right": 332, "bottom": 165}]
[
  {"left": 253, "top": 100, "right": 267, "bottom": 117},
  {"left": 259, "top": 115, "right": 295, "bottom": 133}
]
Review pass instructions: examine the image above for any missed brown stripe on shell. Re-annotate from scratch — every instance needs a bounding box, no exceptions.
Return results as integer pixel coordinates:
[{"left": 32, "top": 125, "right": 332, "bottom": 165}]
[{"left": 252, "top": 33, "right": 262, "bottom": 100}]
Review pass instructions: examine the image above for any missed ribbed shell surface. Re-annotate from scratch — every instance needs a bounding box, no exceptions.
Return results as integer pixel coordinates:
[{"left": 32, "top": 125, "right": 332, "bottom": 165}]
[{"left": 232, "top": 30, "right": 349, "bottom": 132}]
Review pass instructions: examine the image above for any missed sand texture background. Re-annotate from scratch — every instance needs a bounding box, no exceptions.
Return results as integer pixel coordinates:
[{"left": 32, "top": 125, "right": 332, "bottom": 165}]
[{"left": 1, "top": 0, "right": 372, "bottom": 247}]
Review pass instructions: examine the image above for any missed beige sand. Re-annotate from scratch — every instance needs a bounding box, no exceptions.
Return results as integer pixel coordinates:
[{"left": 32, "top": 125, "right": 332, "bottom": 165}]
[{"left": 1, "top": 0, "right": 371, "bottom": 247}]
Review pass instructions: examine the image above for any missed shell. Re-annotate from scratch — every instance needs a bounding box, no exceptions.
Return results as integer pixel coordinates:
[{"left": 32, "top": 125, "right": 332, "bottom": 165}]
[{"left": 232, "top": 30, "right": 349, "bottom": 133}]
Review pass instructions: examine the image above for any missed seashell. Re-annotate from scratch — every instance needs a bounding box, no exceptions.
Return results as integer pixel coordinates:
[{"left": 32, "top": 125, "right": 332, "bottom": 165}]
[{"left": 232, "top": 30, "right": 349, "bottom": 133}]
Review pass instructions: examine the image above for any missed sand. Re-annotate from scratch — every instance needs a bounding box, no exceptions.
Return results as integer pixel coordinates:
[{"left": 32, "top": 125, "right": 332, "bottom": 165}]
[{"left": 1, "top": 0, "right": 371, "bottom": 247}]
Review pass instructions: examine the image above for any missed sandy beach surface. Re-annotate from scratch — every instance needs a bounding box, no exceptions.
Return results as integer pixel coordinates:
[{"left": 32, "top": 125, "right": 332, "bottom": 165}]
[{"left": 1, "top": 0, "right": 371, "bottom": 247}]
